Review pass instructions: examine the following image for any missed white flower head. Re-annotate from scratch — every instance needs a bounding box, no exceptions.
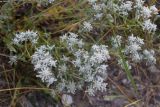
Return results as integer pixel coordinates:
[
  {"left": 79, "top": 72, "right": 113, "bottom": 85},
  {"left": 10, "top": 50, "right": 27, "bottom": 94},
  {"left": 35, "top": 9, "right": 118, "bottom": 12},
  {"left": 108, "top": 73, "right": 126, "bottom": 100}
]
[
  {"left": 142, "top": 19, "right": 157, "bottom": 33},
  {"left": 90, "top": 45, "right": 110, "bottom": 65},
  {"left": 150, "top": 5, "right": 158, "bottom": 15},
  {"left": 94, "top": 13, "right": 103, "bottom": 20},
  {"left": 111, "top": 35, "right": 122, "bottom": 48},
  {"left": 134, "top": 0, "right": 144, "bottom": 9},
  {"left": 128, "top": 34, "right": 144, "bottom": 45},
  {"left": 83, "top": 21, "right": 93, "bottom": 32},
  {"left": 125, "top": 34, "right": 144, "bottom": 62},
  {"left": 9, "top": 55, "right": 17, "bottom": 65},
  {"left": 141, "top": 6, "right": 152, "bottom": 19},
  {"left": 13, "top": 30, "right": 38, "bottom": 45},
  {"left": 36, "top": 68, "right": 57, "bottom": 86},
  {"left": 93, "top": 76, "right": 107, "bottom": 92},
  {"left": 67, "top": 81, "right": 76, "bottom": 94},
  {"left": 92, "top": 3, "right": 106, "bottom": 12},
  {"left": 106, "top": 1, "right": 119, "bottom": 12},
  {"left": 86, "top": 87, "right": 95, "bottom": 96},
  {"left": 119, "top": 1, "right": 133, "bottom": 15},
  {"left": 60, "top": 32, "right": 84, "bottom": 51}
]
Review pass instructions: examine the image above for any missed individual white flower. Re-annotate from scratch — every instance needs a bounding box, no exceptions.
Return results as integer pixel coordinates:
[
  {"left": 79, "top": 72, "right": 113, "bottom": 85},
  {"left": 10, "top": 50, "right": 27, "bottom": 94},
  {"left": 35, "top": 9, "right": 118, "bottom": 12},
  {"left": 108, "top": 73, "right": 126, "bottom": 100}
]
[
  {"left": 142, "top": 19, "right": 157, "bottom": 33},
  {"left": 36, "top": 68, "right": 57, "bottom": 86},
  {"left": 83, "top": 21, "right": 93, "bottom": 32},
  {"left": 141, "top": 6, "right": 152, "bottom": 19},
  {"left": 150, "top": 5, "right": 158, "bottom": 15},
  {"left": 125, "top": 34, "right": 144, "bottom": 62},
  {"left": 134, "top": 0, "right": 144, "bottom": 9},
  {"left": 93, "top": 76, "right": 107, "bottom": 92},
  {"left": 86, "top": 87, "right": 95, "bottom": 96},
  {"left": 60, "top": 32, "right": 84, "bottom": 51},
  {"left": 9, "top": 55, "right": 17, "bottom": 65},
  {"left": 58, "top": 64, "right": 67, "bottom": 73},
  {"left": 67, "top": 81, "right": 76, "bottom": 94},
  {"left": 90, "top": 45, "right": 110, "bottom": 65},
  {"left": 134, "top": 0, "right": 144, "bottom": 19},
  {"left": 60, "top": 33, "right": 67, "bottom": 42},
  {"left": 61, "top": 94, "right": 73, "bottom": 106},
  {"left": 72, "top": 58, "right": 82, "bottom": 67},
  {"left": 96, "top": 64, "right": 108, "bottom": 74},
  {"left": 131, "top": 52, "right": 143, "bottom": 62},
  {"left": 128, "top": 35, "right": 144, "bottom": 45},
  {"left": 143, "top": 49, "right": 156, "bottom": 64},
  {"left": 13, "top": 30, "right": 38, "bottom": 45},
  {"left": 106, "top": 1, "right": 119, "bottom": 12},
  {"left": 85, "top": 76, "right": 107, "bottom": 96},
  {"left": 94, "top": 13, "right": 103, "bottom": 20},
  {"left": 119, "top": 1, "right": 133, "bottom": 15},
  {"left": 92, "top": 3, "right": 106, "bottom": 12},
  {"left": 111, "top": 35, "right": 122, "bottom": 48},
  {"left": 57, "top": 64, "right": 67, "bottom": 79},
  {"left": 125, "top": 44, "right": 142, "bottom": 54}
]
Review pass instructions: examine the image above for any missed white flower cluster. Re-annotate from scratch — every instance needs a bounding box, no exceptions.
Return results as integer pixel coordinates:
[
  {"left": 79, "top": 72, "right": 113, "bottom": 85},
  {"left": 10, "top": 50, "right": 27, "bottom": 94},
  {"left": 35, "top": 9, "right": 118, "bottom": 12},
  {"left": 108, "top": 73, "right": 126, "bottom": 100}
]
[
  {"left": 134, "top": 0, "right": 144, "bottom": 9},
  {"left": 59, "top": 32, "right": 110, "bottom": 95},
  {"left": 87, "top": 0, "right": 107, "bottom": 20},
  {"left": 142, "top": 19, "right": 157, "bottom": 33},
  {"left": 60, "top": 32, "right": 84, "bottom": 51},
  {"left": 10, "top": 0, "right": 158, "bottom": 98},
  {"left": 30, "top": 32, "right": 110, "bottom": 96},
  {"left": 141, "top": 5, "right": 158, "bottom": 19},
  {"left": 103, "top": 0, "right": 157, "bottom": 33},
  {"left": 117, "top": 0, "right": 158, "bottom": 19},
  {"left": 31, "top": 45, "right": 57, "bottom": 86},
  {"left": 112, "top": 35, "right": 156, "bottom": 65},
  {"left": 13, "top": 30, "right": 38, "bottom": 45},
  {"left": 106, "top": 1, "right": 119, "bottom": 13},
  {"left": 133, "top": 0, "right": 158, "bottom": 33},
  {"left": 125, "top": 34, "right": 144, "bottom": 62},
  {"left": 72, "top": 45, "right": 110, "bottom": 95},
  {"left": 92, "top": 3, "right": 106, "bottom": 12}
]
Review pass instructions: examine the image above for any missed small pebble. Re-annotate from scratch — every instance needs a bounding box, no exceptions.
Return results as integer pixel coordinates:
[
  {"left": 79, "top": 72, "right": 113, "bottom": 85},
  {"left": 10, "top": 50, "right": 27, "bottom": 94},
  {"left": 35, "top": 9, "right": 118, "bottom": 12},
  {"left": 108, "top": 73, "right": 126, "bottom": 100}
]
[{"left": 61, "top": 94, "right": 73, "bottom": 106}]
